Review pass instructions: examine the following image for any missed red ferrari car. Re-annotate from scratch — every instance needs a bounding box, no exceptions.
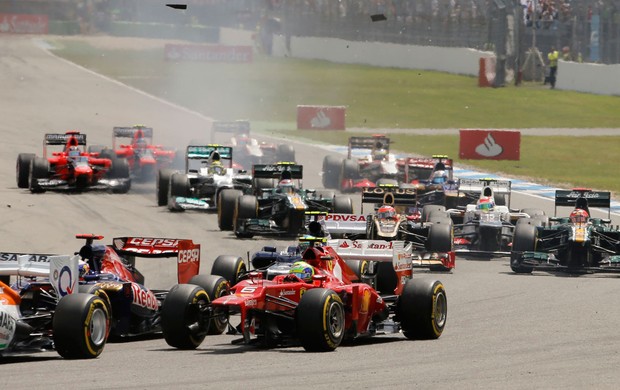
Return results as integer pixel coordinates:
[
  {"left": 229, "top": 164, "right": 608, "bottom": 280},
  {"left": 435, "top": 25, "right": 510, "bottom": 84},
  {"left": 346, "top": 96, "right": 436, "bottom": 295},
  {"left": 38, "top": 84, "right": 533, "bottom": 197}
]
[
  {"left": 160, "top": 236, "right": 447, "bottom": 352},
  {"left": 16, "top": 131, "right": 131, "bottom": 193},
  {"left": 95, "top": 125, "right": 180, "bottom": 181}
]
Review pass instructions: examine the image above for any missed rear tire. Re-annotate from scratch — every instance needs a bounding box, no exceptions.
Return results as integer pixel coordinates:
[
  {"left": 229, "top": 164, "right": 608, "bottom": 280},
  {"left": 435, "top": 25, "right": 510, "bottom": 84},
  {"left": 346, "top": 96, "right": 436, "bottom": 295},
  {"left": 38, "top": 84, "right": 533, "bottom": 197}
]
[
  {"left": 16, "top": 153, "right": 35, "bottom": 188},
  {"left": 333, "top": 196, "right": 353, "bottom": 214},
  {"left": 322, "top": 155, "right": 344, "bottom": 189},
  {"left": 296, "top": 288, "right": 345, "bottom": 352},
  {"left": 218, "top": 189, "right": 242, "bottom": 230},
  {"left": 276, "top": 144, "right": 295, "bottom": 162},
  {"left": 53, "top": 293, "right": 110, "bottom": 359},
  {"left": 398, "top": 279, "right": 447, "bottom": 340},
  {"left": 161, "top": 284, "right": 209, "bottom": 349}
]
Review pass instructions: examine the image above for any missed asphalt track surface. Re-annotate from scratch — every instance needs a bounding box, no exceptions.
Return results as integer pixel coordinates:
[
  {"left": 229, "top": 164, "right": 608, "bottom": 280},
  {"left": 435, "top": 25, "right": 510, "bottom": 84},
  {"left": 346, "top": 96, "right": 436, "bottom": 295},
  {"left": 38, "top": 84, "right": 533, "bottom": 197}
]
[{"left": 2, "top": 36, "right": 620, "bottom": 389}]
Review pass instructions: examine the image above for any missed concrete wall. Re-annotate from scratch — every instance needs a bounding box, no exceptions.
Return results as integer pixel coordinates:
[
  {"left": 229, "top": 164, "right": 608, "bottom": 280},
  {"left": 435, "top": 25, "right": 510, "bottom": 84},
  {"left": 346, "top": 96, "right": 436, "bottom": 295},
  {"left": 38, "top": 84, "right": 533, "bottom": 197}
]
[{"left": 269, "top": 34, "right": 620, "bottom": 96}]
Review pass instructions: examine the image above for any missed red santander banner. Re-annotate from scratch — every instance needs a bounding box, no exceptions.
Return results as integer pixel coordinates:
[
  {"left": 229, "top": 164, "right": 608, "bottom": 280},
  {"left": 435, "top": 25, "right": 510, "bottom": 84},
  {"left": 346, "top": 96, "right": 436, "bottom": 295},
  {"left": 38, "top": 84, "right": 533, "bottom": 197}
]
[
  {"left": 164, "top": 44, "right": 253, "bottom": 63},
  {"left": 297, "top": 105, "right": 346, "bottom": 130},
  {"left": 0, "top": 14, "right": 48, "bottom": 34},
  {"left": 459, "top": 130, "right": 520, "bottom": 160}
]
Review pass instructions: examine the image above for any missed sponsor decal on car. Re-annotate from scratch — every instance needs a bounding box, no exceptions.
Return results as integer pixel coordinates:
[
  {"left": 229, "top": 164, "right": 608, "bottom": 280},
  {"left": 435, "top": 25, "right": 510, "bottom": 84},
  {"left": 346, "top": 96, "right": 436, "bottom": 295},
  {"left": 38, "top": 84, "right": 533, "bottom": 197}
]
[
  {"left": 131, "top": 283, "right": 158, "bottom": 311},
  {"left": 325, "top": 214, "right": 366, "bottom": 222}
]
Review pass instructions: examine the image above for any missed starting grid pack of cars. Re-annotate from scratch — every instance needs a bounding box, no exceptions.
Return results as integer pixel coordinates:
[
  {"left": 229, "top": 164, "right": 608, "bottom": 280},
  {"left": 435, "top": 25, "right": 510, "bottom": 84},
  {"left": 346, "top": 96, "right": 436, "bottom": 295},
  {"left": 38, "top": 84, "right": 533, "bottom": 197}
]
[{"left": 3, "top": 125, "right": 620, "bottom": 359}]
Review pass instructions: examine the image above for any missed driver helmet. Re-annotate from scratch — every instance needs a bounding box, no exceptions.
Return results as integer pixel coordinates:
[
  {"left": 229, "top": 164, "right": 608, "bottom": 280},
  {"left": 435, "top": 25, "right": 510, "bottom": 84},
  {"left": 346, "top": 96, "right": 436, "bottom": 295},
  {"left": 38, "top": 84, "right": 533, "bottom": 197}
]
[
  {"left": 431, "top": 170, "right": 448, "bottom": 184},
  {"left": 569, "top": 208, "right": 589, "bottom": 224},
  {"left": 476, "top": 196, "right": 495, "bottom": 212},
  {"left": 377, "top": 205, "right": 397, "bottom": 220},
  {"left": 68, "top": 145, "right": 80, "bottom": 158},
  {"left": 236, "top": 134, "right": 250, "bottom": 146},
  {"left": 289, "top": 261, "right": 315, "bottom": 282},
  {"left": 135, "top": 137, "right": 148, "bottom": 149},
  {"left": 373, "top": 149, "right": 388, "bottom": 161},
  {"left": 277, "top": 179, "right": 295, "bottom": 193}
]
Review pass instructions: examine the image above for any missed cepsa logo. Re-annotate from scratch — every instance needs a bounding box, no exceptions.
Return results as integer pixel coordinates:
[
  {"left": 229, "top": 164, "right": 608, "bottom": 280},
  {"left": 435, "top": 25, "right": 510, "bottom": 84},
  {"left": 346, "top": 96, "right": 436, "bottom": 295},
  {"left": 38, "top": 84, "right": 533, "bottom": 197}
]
[
  {"left": 178, "top": 248, "right": 200, "bottom": 263},
  {"left": 125, "top": 238, "right": 180, "bottom": 254},
  {"left": 131, "top": 283, "right": 158, "bottom": 311},
  {"left": 325, "top": 214, "right": 366, "bottom": 222}
]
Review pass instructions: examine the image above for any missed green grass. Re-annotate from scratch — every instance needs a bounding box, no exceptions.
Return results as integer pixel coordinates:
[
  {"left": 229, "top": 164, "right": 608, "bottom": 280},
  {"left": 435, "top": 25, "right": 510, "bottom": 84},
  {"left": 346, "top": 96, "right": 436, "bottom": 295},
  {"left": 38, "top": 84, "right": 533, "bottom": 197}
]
[{"left": 50, "top": 39, "right": 620, "bottom": 194}]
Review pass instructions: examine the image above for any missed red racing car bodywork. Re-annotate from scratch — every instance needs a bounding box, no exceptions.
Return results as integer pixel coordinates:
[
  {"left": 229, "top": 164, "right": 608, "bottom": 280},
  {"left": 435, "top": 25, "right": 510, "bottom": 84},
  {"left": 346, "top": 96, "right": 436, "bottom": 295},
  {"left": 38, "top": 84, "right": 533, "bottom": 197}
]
[
  {"left": 16, "top": 131, "right": 131, "bottom": 193},
  {"left": 161, "top": 237, "right": 447, "bottom": 352}
]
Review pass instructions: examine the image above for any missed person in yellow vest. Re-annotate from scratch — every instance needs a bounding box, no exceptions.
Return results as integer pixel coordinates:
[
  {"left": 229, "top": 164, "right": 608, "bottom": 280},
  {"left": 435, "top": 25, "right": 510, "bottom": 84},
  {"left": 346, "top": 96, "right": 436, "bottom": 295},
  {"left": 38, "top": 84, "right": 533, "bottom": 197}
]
[{"left": 548, "top": 46, "right": 559, "bottom": 89}]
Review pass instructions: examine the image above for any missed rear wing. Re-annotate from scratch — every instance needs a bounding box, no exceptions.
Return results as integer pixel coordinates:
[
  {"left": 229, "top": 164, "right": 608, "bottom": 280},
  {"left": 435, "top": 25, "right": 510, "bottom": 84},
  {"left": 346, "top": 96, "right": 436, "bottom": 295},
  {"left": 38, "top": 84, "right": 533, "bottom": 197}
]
[
  {"left": 112, "top": 237, "right": 201, "bottom": 284},
  {"left": 45, "top": 132, "right": 86, "bottom": 146},
  {"left": 458, "top": 178, "right": 511, "bottom": 195},
  {"left": 555, "top": 189, "right": 611, "bottom": 217},
  {"left": 211, "top": 120, "right": 250, "bottom": 142},
  {"left": 0, "top": 253, "right": 79, "bottom": 297},
  {"left": 253, "top": 163, "right": 303, "bottom": 179},
  {"left": 348, "top": 136, "right": 390, "bottom": 158},
  {"left": 186, "top": 145, "right": 232, "bottom": 160},
  {"left": 113, "top": 126, "right": 154, "bottom": 139},
  {"left": 361, "top": 186, "right": 418, "bottom": 209}
]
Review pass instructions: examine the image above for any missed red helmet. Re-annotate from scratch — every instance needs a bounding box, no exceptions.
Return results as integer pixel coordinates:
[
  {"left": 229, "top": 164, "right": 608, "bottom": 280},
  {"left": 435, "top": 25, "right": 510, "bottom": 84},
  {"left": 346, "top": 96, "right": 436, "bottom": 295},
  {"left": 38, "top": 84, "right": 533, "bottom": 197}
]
[
  {"left": 377, "top": 205, "right": 397, "bottom": 220},
  {"left": 569, "top": 209, "right": 589, "bottom": 224}
]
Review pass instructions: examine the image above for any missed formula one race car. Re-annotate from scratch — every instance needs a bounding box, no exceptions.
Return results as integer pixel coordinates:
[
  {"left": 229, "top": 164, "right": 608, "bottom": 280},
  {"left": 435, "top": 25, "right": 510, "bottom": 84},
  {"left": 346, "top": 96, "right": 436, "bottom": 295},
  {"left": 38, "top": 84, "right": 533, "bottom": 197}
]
[
  {"left": 16, "top": 131, "right": 131, "bottom": 193},
  {"left": 229, "top": 163, "right": 353, "bottom": 238},
  {"left": 322, "top": 135, "right": 400, "bottom": 192},
  {"left": 441, "top": 179, "right": 540, "bottom": 257},
  {"left": 210, "top": 120, "right": 295, "bottom": 170},
  {"left": 0, "top": 252, "right": 110, "bottom": 359},
  {"left": 92, "top": 125, "right": 180, "bottom": 181},
  {"left": 75, "top": 234, "right": 200, "bottom": 338},
  {"left": 511, "top": 188, "right": 620, "bottom": 274},
  {"left": 160, "top": 236, "right": 447, "bottom": 352},
  {"left": 157, "top": 144, "right": 253, "bottom": 211}
]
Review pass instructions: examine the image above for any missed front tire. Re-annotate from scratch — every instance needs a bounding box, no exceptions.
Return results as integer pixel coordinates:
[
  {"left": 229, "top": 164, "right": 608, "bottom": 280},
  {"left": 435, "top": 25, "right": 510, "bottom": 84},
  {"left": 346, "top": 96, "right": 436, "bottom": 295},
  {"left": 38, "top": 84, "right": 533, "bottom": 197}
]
[
  {"left": 53, "top": 293, "right": 110, "bottom": 359},
  {"left": 218, "top": 189, "right": 242, "bottom": 230},
  {"left": 211, "top": 255, "right": 246, "bottom": 286},
  {"left": 511, "top": 223, "right": 536, "bottom": 274},
  {"left": 157, "top": 169, "right": 173, "bottom": 206},
  {"left": 296, "top": 288, "right": 345, "bottom": 352},
  {"left": 29, "top": 157, "right": 49, "bottom": 193},
  {"left": 398, "top": 279, "right": 447, "bottom": 340},
  {"left": 16, "top": 153, "right": 35, "bottom": 188},
  {"left": 161, "top": 284, "right": 210, "bottom": 349},
  {"left": 333, "top": 196, "right": 353, "bottom": 214},
  {"left": 234, "top": 195, "right": 258, "bottom": 238}
]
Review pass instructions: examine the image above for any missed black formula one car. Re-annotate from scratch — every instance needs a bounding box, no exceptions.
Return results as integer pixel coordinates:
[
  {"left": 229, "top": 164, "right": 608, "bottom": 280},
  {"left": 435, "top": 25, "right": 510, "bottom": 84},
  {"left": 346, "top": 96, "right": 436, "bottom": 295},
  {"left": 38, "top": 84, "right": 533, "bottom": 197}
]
[
  {"left": 225, "top": 163, "right": 353, "bottom": 238},
  {"left": 511, "top": 188, "right": 620, "bottom": 274}
]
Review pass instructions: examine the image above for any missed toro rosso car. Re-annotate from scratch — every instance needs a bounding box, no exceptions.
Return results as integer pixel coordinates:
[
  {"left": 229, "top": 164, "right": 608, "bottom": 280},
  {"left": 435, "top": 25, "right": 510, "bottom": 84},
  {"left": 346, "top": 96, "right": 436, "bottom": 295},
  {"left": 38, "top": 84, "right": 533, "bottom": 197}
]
[
  {"left": 92, "top": 125, "right": 180, "bottom": 181},
  {"left": 228, "top": 163, "right": 353, "bottom": 238},
  {"left": 16, "top": 131, "right": 131, "bottom": 193},
  {"left": 160, "top": 236, "right": 447, "bottom": 352},
  {"left": 157, "top": 144, "right": 253, "bottom": 212},
  {"left": 0, "top": 252, "right": 110, "bottom": 359},
  {"left": 211, "top": 120, "right": 295, "bottom": 170},
  {"left": 511, "top": 188, "right": 620, "bottom": 274},
  {"left": 75, "top": 234, "right": 201, "bottom": 338}
]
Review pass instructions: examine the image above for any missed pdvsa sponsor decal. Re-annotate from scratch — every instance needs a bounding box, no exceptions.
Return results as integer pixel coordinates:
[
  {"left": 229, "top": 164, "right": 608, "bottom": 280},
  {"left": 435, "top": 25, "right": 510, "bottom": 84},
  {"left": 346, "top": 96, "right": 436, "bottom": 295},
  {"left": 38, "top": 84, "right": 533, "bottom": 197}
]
[
  {"left": 459, "top": 130, "right": 520, "bottom": 160},
  {"left": 164, "top": 44, "right": 253, "bottom": 63},
  {"left": 131, "top": 283, "right": 158, "bottom": 311},
  {"left": 0, "top": 14, "right": 48, "bottom": 34},
  {"left": 325, "top": 214, "right": 367, "bottom": 222}
]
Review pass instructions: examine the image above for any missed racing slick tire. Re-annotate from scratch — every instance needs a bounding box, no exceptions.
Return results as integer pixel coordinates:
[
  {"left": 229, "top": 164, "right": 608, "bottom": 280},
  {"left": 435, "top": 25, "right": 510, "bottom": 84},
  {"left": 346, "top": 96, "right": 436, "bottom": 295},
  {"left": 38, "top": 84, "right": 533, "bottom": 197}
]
[
  {"left": 98, "top": 149, "right": 116, "bottom": 161},
  {"left": 333, "top": 195, "right": 354, "bottom": 214},
  {"left": 427, "top": 221, "right": 453, "bottom": 253},
  {"left": 340, "top": 159, "right": 360, "bottom": 180},
  {"left": 315, "top": 189, "right": 336, "bottom": 201},
  {"left": 421, "top": 205, "right": 446, "bottom": 222},
  {"left": 16, "top": 153, "right": 35, "bottom": 188},
  {"left": 189, "top": 275, "right": 230, "bottom": 335},
  {"left": 376, "top": 261, "right": 397, "bottom": 294},
  {"left": 510, "top": 223, "right": 536, "bottom": 274},
  {"left": 29, "top": 157, "right": 49, "bottom": 193},
  {"left": 110, "top": 158, "right": 131, "bottom": 193},
  {"left": 296, "top": 288, "right": 345, "bottom": 352},
  {"left": 211, "top": 255, "right": 247, "bottom": 286},
  {"left": 322, "top": 155, "right": 344, "bottom": 189},
  {"left": 218, "top": 189, "right": 243, "bottom": 230},
  {"left": 494, "top": 194, "right": 507, "bottom": 206},
  {"left": 157, "top": 169, "right": 173, "bottom": 206},
  {"left": 78, "top": 285, "right": 112, "bottom": 319},
  {"left": 170, "top": 172, "right": 190, "bottom": 198},
  {"left": 398, "top": 279, "right": 447, "bottom": 340},
  {"left": 161, "top": 284, "right": 210, "bottom": 349},
  {"left": 276, "top": 144, "right": 295, "bottom": 162},
  {"left": 255, "top": 178, "right": 278, "bottom": 190},
  {"left": 53, "top": 293, "right": 110, "bottom": 359},
  {"left": 344, "top": 260, "right": 369, "bottom": 283},
  {"left": 234, "top": 195, "right": 258, "bottom": 238}
]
